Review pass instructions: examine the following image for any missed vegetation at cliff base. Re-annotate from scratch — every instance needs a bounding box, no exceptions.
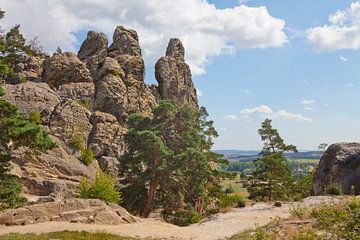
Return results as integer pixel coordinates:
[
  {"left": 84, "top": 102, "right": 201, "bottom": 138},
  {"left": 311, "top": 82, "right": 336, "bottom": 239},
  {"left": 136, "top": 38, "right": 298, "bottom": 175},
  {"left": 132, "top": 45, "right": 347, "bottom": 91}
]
[{"left": 79, "top": 170, "right": 122, "bottom": 204}]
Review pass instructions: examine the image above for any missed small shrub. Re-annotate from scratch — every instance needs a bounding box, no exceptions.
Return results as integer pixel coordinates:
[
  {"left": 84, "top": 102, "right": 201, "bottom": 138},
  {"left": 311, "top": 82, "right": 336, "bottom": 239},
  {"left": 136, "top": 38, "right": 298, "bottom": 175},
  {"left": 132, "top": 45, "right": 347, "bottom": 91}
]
[
  {"left": 70, "top": 132, "right": 86, "bottom": 151},
  {"left": 289, "top": 204, "right": 308, "bottom": 219},
  {"left": 29, "top": 111, "right": 42, "bottom": 125},
  {"left": 219, "top": 193, "right": 246, "bottom": 208},
  {"left": 77, "top": 98, "right": 90, "bottom": 110},
  {"left": 81, "top": 149, "right": 94, "bottom": 166},
  {"left": 293, "top": 229, "right": 325, "bottom": 240},
  {"left": 0, "top": 176, "right": 27, "bottom": 210},
  {"left": 225, "top": 185, "right": 235, "bottom": 194},
  {"left": 79, "top": 170, "right": 121, "bottom": 204},
  {"left": 171, "top": 206, "right": 201, "bottom": 226},
  {"left": 111, "top": 69, "right": 123, "bottom": 77},
  {"left": 325, "top": 183, "right": 342, "bottom": 195}
]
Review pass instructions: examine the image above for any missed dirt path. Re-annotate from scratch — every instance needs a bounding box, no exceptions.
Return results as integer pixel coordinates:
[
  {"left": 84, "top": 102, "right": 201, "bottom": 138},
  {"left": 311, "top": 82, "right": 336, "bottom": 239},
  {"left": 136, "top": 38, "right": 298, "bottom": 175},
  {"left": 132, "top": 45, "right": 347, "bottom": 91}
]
[{"left": 0, "top": 202, "right": 292, "bottom": 240}]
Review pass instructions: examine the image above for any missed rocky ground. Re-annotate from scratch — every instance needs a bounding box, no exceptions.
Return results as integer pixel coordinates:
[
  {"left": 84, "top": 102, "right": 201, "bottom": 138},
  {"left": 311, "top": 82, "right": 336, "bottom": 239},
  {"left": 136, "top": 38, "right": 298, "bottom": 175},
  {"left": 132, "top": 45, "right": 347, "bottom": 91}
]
[{"left": 0, "top": 196, "right": 338, "bottom": 240}]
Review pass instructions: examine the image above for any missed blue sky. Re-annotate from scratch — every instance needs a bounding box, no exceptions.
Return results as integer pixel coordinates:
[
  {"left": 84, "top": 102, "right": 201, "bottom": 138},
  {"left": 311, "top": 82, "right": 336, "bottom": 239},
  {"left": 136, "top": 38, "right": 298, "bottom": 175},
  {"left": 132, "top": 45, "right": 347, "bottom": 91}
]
[{"left": 2, "top": 0, "right": 360, "bottom": 150}]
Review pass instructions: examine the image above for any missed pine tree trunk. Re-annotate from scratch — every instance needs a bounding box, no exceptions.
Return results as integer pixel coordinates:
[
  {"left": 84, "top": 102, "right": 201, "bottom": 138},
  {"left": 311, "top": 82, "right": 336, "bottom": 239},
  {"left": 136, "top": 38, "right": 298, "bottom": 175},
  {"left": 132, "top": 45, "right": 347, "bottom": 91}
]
[{"left": 142, "top": 177, "right": 160, "bottom": 217}]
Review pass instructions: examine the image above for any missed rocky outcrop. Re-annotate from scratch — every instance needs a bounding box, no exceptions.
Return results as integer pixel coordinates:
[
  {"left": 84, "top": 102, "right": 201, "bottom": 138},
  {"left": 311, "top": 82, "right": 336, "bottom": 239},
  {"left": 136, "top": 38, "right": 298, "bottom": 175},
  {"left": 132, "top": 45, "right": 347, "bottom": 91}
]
[
  {"left": 88, "top": 111, "right": 126, "bottom": 159},
  {"left": 3, "top": 82, "right": 60, "bottom": 118},
  {"left": 78, "top": 31, "right": 108, "bottom": 78},
  {"left": 3, "top": 25, "right": 199, "bottom": 201},
  {"left": 93, "top": 26, "right": 157, "bottom": 123},
  {"left": 48, "top": 99, "right": 92, "bottom": 143},
  {"left": 313, "top": 142, "right": 360, "bottom": 195},
  {"left": 11, "top": 136, "right": 99, "bottom": 199},
  {"left": 15, "top": 53, "right": 49, "bottom": 82},
  {"left": 0, "top": 199, "right": 137, "bottom": 226},
  {"left": 43, "top": 52, "right": 94, "bottom": 100},
  {"left": 155, "top": 38, "right": 198, "bottom": 109}
]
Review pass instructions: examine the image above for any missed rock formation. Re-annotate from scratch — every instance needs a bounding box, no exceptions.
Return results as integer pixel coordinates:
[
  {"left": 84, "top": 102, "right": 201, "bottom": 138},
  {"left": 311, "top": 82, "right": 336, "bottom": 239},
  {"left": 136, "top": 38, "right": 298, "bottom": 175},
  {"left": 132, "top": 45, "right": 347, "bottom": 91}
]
[
  {"left": 313, "top": 142, "right": 360, "bottom": 195},
  {"left": 155, "top": 38, "right": 198, "bottom": 109},
  {"left": 0, "top": 199, "right": 137, "bottom": 226},
  {"left": 1, "top": 25, "right": 199, "bottom": 206}
]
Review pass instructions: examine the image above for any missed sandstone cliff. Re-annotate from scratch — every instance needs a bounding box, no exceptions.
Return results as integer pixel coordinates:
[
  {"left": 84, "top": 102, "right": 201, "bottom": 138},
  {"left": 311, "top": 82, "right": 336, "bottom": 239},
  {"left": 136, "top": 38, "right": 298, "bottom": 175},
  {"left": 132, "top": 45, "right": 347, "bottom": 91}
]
[{"left": 3, "top": 26, "right": 198, "bottom": 200}]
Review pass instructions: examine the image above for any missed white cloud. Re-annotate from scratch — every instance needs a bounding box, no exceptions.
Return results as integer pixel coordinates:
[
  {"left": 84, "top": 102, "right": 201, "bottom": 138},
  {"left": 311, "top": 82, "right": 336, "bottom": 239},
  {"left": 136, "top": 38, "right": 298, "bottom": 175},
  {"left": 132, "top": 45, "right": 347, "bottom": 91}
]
[
  {"left": 307, "top": 2, "right": 360, "bottom": 51},
  {"left": 240, "top": 105, "right": 312, "bottom": 123},
  {"left": 345, "top": 83, "right": 355, "bottom": 87},
  {"left": 300, "top": 99, "right": 315, "bottom": 105},
  {"left": 0, "top": 0, "right": 287, "bottom": 76},
  {"left": 305, "top": 107, "right": 315, "bottom": 111},
  {"left": 223, "top": 115, "right": 240, "bottom": 122},
  {"left": 243, "top": 89, "right": 253, "bottom": 94},
  {"left": 340, "top": 55, "right": 348, "bottom": 62},
  {"left": 196, "top": 89, "right": 203, "bottom": 97}
]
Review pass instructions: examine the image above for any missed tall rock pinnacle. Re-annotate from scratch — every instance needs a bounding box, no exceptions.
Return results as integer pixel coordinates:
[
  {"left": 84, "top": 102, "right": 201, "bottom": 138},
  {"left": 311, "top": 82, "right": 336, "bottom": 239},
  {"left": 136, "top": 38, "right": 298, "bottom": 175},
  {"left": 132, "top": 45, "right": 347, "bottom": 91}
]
[{"left": 155, "top": 38, "right": 198, "bottom": 109}]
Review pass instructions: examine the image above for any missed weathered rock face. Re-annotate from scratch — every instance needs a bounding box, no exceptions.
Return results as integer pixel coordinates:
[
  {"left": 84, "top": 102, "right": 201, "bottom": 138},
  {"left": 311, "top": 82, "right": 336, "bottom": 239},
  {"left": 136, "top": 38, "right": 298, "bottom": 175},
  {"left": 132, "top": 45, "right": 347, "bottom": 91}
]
[
  {"left": 155, "top": 38, "right": 198, "bottom": 109},
  {"left": 313, "top": 142, "right": 360, "bottom": 195},
  {"left": 48, "top": 99, "right": 92, "bottom": 143},
  {"left": 3, "top": 82, "right": 60, "bottom": 118},
  {"left": 15, "top": 53, "right": 49, "bottom": 82},
  {"left": 43, "top": 52, "right": 94, "bottom": 100},
  {"left": 88, "top": 111, "right": 126, "bottom": 159},
  {"left": 78, "top": 31, "right": 108, "bottom": 78},
  {"left": 0, "top": 199, "right": 137, "bottom": 226},
  {"left": 11, "top": 136, "right": 99, "bottom": 199},
  {"left": 93, "top": 26, "right": 157, "bottom": 123}
]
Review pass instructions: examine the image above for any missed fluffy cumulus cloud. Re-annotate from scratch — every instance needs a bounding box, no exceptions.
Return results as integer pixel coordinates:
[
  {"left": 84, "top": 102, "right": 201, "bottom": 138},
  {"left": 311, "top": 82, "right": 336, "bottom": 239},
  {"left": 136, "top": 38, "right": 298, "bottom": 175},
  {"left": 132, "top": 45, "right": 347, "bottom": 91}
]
[
  {"left": 307, "top": 2, "right": 360, "bottom": 51},
  {"left": 239, "top": 105, "right": 312, "bottom": 123},
  {"left": 0, "top": 0, "right": 287, "bottom": 75}
]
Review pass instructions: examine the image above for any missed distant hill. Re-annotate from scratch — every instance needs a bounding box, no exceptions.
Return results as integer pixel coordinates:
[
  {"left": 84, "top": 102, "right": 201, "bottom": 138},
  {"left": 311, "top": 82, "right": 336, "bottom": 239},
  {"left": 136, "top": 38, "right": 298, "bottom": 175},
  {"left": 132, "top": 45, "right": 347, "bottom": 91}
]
[{"left": 214, "top": 150, "right": 323, "bottom": 162}]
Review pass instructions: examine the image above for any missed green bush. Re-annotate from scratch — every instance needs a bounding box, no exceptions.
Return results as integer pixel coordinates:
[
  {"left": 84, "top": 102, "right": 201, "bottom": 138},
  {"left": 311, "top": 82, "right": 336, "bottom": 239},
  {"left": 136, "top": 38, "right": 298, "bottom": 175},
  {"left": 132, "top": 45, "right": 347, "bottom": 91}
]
[
  {"left": 79, "top": 170, "right": 122, "bottom": 204},
  {"left": 70, "top": 132, "right": 86, "bottom": 151},
  {"left": 111, "top": 69, "right": 123, "bottom": 77},
  {"left": 289, "top": 204, "right": 308, "bottom": 219},
  {"left": 29, "top": 111, "right": 42, "bottom": 125},
  {"left": 171, "top": 206, "right": 202, "bottom": 226},
  {"left": 0, "top": 176, "right": 27, "bottom": 210},
  {"left": 311, "top": 197, "right": 360, "bottom": 239},
  {"left": 77, "top": 98, "right": 90, "bottom": 110},
  {"left": 325, "top": 183, "right": 342, "bottom": 195},
  {"left": 81, "top": 149, "right": 94, "bottom": 166},
  {"left": 219, "top": 193, "right": 246, "bottom": 208},
  {"left": 293, "top": 229, "right": 325, "bottom": 240}
]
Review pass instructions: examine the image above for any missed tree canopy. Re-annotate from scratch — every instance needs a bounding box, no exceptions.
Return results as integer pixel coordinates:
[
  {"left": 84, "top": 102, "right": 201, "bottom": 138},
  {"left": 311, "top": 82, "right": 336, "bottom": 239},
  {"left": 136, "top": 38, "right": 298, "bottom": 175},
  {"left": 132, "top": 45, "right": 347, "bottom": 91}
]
[{"left": 119, "top": 101, "right": 223, "bottom": 221}]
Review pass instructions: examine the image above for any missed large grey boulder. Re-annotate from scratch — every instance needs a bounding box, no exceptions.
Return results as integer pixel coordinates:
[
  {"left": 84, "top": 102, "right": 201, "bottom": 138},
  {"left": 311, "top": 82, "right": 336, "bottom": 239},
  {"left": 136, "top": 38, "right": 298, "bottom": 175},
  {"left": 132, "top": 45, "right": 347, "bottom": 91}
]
[
  {"left": 313, "top": 142, "right": 360, "bottom": 195},
  {"left": 155, "top": 38, "right": 198, "bottom": 109},
  {"left": 0, "top": 198, "right": 137, "bottom": 226}
]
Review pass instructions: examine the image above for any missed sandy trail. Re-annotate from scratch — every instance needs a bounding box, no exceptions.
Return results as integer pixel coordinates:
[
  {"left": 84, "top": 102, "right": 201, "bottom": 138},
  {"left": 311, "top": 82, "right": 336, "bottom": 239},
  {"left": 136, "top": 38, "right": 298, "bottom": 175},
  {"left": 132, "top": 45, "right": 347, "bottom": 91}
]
[{"left": 0, "top": 202, "right": 291, "bottom": 240}]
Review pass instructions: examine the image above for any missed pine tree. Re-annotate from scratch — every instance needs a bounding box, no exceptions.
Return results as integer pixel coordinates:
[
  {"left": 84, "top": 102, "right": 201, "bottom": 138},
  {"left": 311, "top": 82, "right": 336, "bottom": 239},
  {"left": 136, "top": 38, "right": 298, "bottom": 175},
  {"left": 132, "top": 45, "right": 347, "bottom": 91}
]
[
  {"left": 0, "top": 9, "right": 56, "bottom": 209},
  {"left": 247, "top": 119, "right": 297, "bottom": 201},
  {"left": 119, "top": 101, "right": 222, "bottom": 219}
]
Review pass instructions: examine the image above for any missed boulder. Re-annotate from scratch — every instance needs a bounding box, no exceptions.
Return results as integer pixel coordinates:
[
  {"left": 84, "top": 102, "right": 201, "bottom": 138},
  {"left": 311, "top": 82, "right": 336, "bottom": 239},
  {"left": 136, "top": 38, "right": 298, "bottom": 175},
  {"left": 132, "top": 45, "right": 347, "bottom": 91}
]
[
  {"left": 43, "top": 52, "right": 94, "bottom": 100},
  {"left": 88, "top": 111, "right": 126, "bottom": 159},
  {"left": 313, "top": 142, "right": 360, "bottom": 195},
  {"left": 155, "top": 38, "right": 198, "bottom": 109},
  {"left": 78, "top": 31, "right": 108, "bottom": 78},
  {"left": 0, "top": 198, "right": 137, "bottom": 226}
]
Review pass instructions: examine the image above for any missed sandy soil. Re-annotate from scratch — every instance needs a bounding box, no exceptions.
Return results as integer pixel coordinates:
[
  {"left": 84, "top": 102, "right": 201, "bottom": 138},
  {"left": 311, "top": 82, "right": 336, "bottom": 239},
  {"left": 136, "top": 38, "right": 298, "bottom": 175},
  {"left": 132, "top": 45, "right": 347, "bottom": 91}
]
[{"left": 0, "top": 202, "right": 291, "bottom": 240}]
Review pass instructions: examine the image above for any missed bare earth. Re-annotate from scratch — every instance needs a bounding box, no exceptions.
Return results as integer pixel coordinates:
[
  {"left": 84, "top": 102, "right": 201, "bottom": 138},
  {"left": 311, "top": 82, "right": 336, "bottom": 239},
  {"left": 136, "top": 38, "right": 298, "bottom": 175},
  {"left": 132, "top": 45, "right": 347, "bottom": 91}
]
[{"left": 0, "top": 197, "right": 336, "bottom": 240}]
